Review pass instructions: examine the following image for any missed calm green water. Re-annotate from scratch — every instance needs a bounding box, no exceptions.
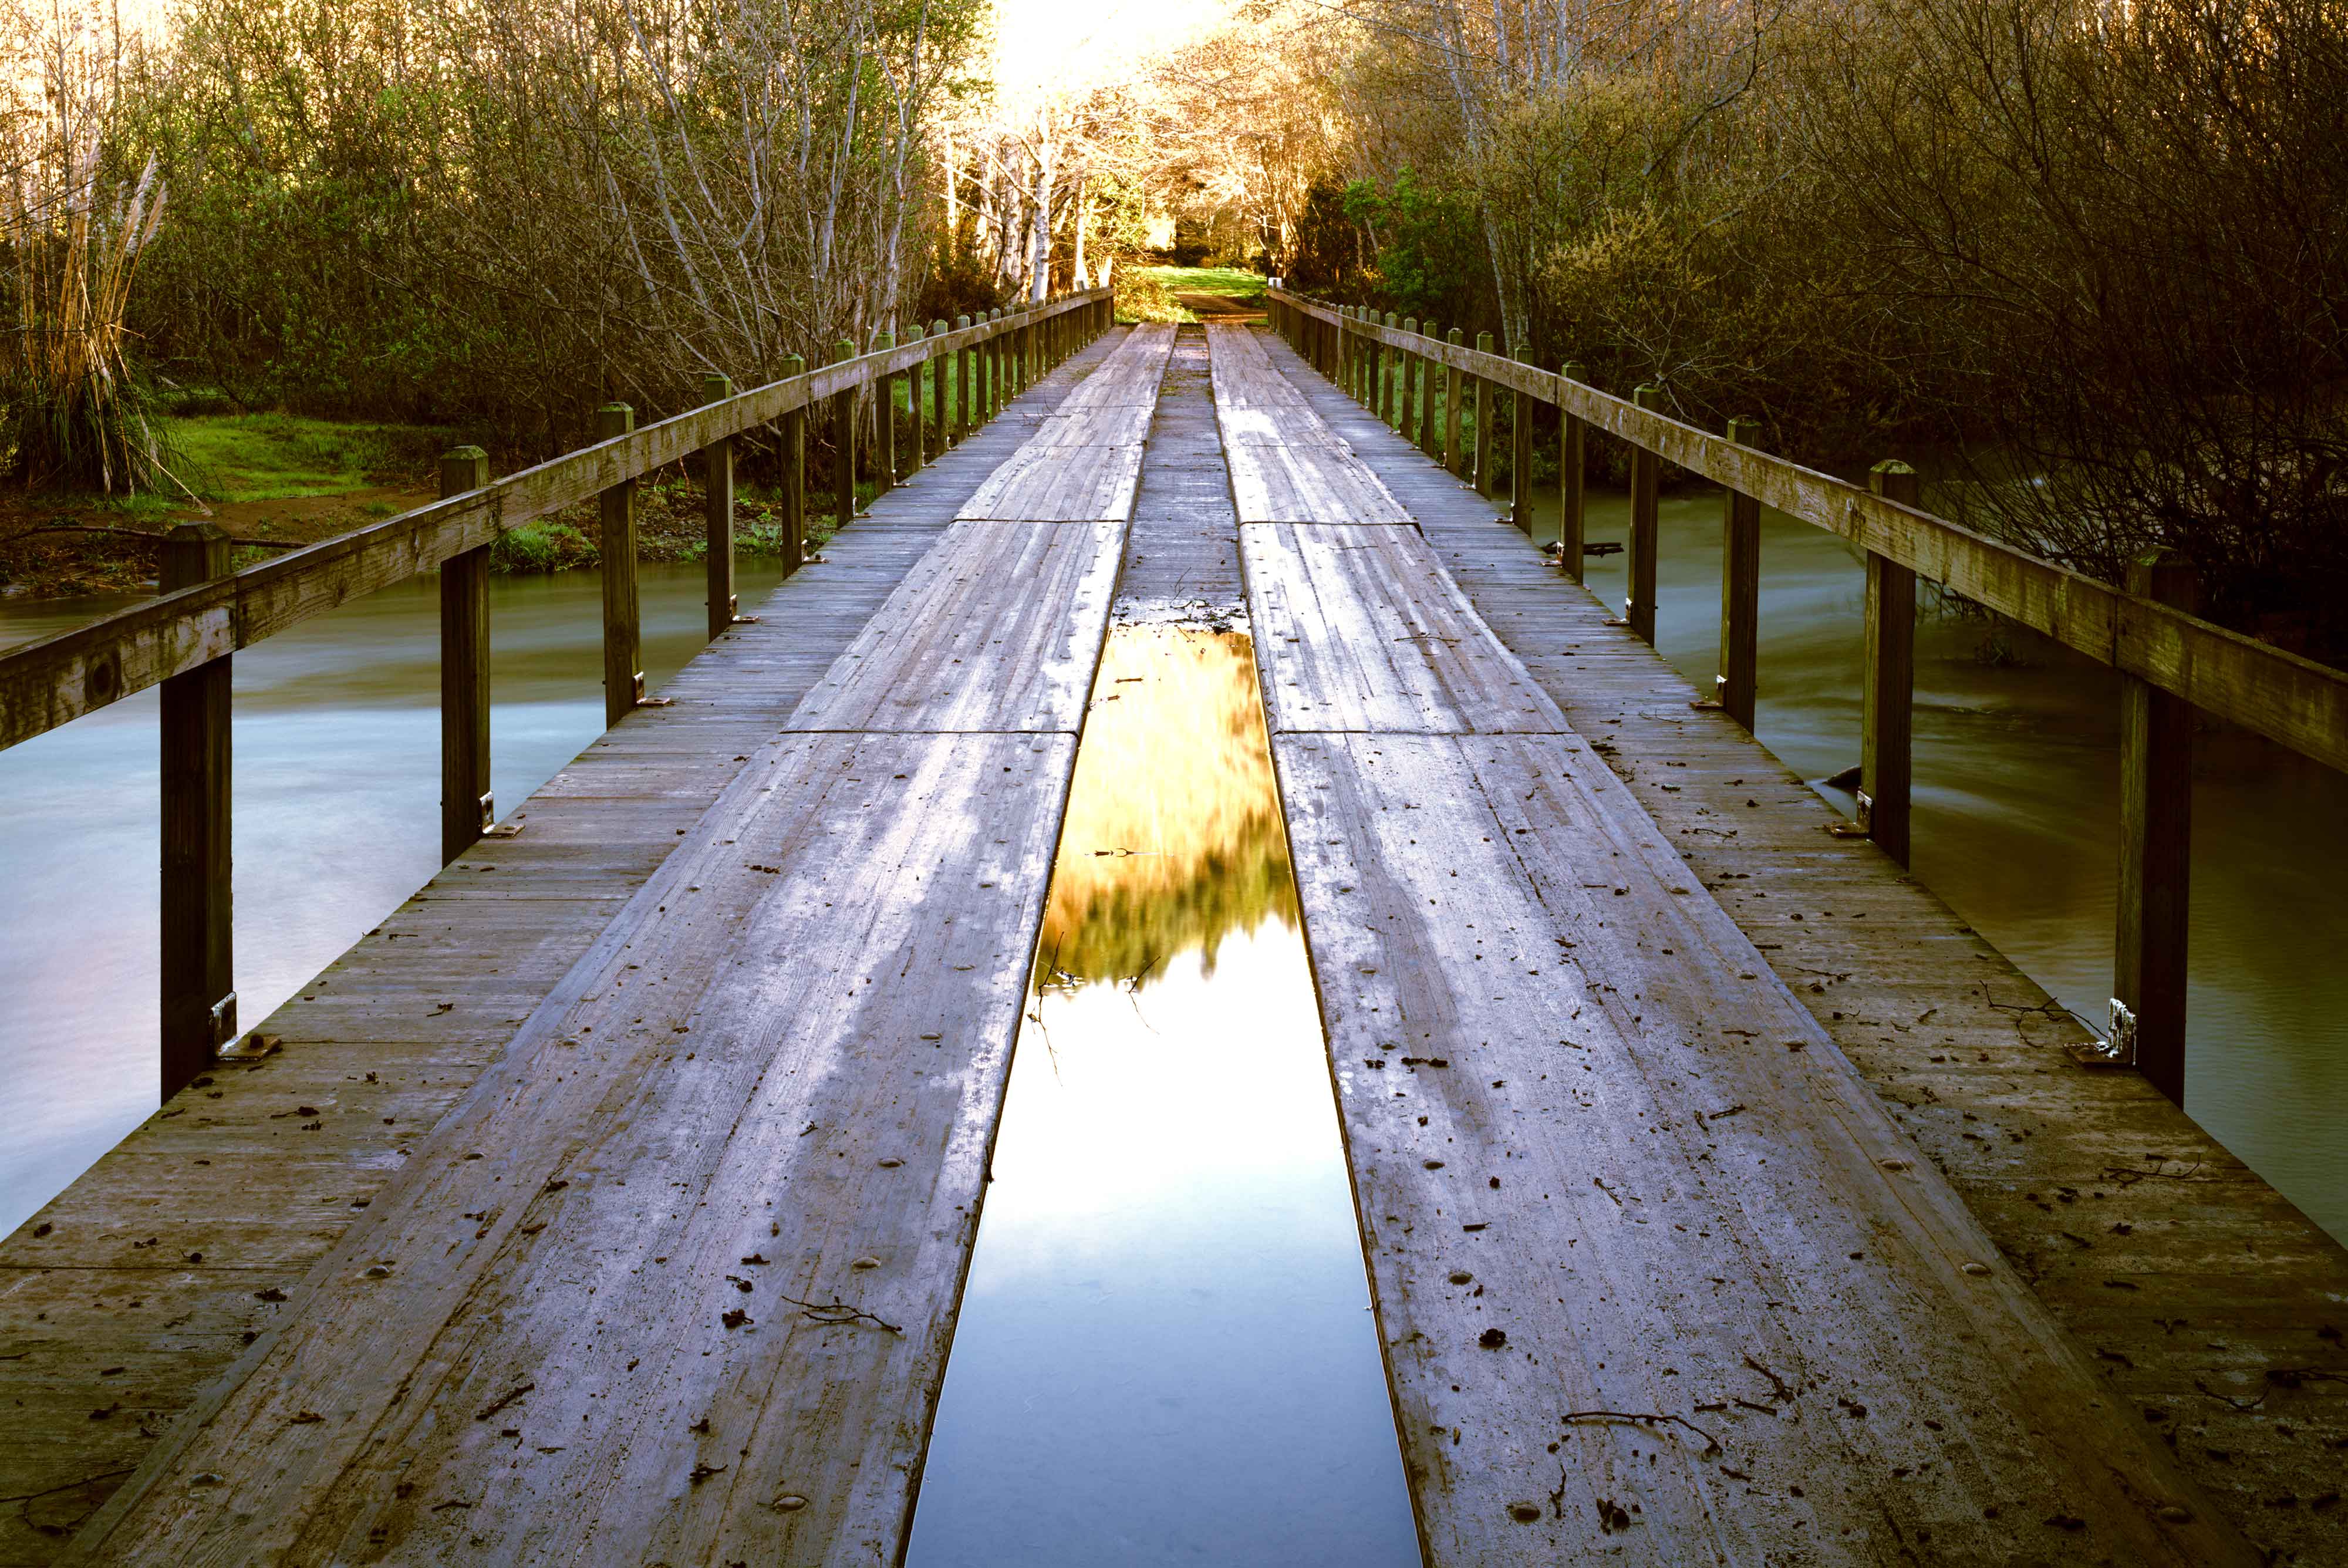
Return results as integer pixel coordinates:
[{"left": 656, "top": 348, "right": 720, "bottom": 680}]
[
  {"left": 0, "top": 562, "right": 782, "bottom": 1235},
  {"left": 1522, "top": 487, "right": 2348, "bottom": 1243}
]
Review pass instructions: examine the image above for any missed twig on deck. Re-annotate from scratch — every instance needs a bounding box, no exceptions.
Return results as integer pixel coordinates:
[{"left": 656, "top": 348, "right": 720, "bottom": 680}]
[
  {"left": 1561, "top": 1409, "right": 1722, "bottom": 1454},
  {"left": 779, "top": 1294, "right": 902, "bottom": 1334}
]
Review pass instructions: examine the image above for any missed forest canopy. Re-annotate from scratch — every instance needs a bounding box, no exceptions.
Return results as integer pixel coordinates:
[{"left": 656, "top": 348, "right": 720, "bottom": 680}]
[{"left": 1, "top": 0, "right": 2339, "bottom": 649}]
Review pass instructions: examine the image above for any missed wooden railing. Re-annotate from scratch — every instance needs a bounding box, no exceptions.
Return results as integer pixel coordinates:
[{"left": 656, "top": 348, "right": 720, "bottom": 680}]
[
  {"left": 1268, "top": 283, "right": 2348, "bottom": 1107},
  {"left": 0, "top": 285, "right": 1115, "bottom": 1096}
]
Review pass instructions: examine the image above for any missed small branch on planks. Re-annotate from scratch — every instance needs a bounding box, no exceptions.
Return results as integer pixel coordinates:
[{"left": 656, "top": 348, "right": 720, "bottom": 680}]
[{"left": 780, "top": 1294, "right": 902, "bottom": 1334}]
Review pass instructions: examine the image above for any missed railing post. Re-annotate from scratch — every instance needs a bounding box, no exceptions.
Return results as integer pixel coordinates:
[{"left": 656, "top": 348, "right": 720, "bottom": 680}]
[
  {"left": 989, "top": 311, "right": 1004, "bottom": 415},
  {"left": 1511, "top": 345, "right": 1536, "bottom": 531},
  {"left": 1715, "top": 417, "right": 1763, "bottom": 730},
  {"left": 159, "top": 521, "right": 235, "bottom": 1098},
  {"left": 1417, "top": 322, "right": 1441, "bottom": 457},
  {"left": 832, "top": 338, "right": 858, "bottom": 534},
  {"left": 1627, "top": 386, "right": 1661, "bottom": 644},
  {"left": 1860, "top": 459, "right": 1919, "bottom": 866},
  {"left": 909, "top": 335, "right": 929, "bottom": 476},
  {"left": 874, "top": 331, "right": 898, "bottom": 497},
  {"left": 1445, "top": 328, "right": 1465, "bottom": 476},
  {"left": 2117, "top": 549, "right": 2198, "bottom": 1105},
  {"left": 1401, "top": 318, "right": 1418, "bottom": 436},
  {"left": 1557, "top": 362, "right": 1586, "bottom": 581},
  {"left": 779, "top": 353, "right": 806, "bottom": 575},
  {"left": 438, "top": 446, "right": 493, "bottom": 865},
  {"left": 931, "top": 322, "right": 951, "bottom": 450},
  {"left": 1371, "top": 314, "right": 1390, "bottom": 429},
  {"left": 1473, "top": 333, "right": 1496, "bottom": 498},
  {"left": 699, "top": 376, "right": 736, "bottom": 638},
  {"left": 954, "top": 315, "right": 972, "bottom": 440},
  {"left": 596, "top": 402, "right": 642, "bottom": 725}
]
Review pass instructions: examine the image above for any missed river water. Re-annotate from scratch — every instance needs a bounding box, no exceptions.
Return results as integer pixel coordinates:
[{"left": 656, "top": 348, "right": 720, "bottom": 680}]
[
  {"left": 1531, "top": 487, "right": 2347, "bottom": 1243},
  {"left": 0, "top": 562, "right": 783, "bottom": 1236},
  {"left": 3, "top": 496, "right": 2341, "bottom": 1251}
]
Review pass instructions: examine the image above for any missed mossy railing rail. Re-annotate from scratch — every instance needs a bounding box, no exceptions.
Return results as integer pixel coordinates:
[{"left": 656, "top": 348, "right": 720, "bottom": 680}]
[
  {"left": 1267, "top": 282, "right": 2348, "bottom": 1109},
  {"left": 0, "top": 284, "right": 1114, "bottom": 1098}
]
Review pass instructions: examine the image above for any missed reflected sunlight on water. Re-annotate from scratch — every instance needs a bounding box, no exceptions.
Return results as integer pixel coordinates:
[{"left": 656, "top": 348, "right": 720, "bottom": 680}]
[{"left": 907, "top": 625, "right": 1420, "bottom": 1568}]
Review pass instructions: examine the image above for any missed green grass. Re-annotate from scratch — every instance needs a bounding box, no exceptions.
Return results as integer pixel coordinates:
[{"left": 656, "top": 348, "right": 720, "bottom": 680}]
[
  {"left": 1136, "top": 265, "right": 1268, "bottom": 301},
  {"left": 166, "top": 413, "right": 443, "bottom": 504},
  {"left": 1121, "top": 266, "right": 1270, "bottom": 325}
]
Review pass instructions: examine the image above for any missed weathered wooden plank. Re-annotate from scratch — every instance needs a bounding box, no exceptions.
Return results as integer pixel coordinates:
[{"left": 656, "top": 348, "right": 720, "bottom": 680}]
[
  {"left": 0, "top": 325, "right": 1136, "bottom": 1565},
  {"left": 1054, "top": 322, "right": 1176, "bottom": 410},
  {"left": 1271, "top": 730, "right": 2253, "bottom": 1564},
  {"left": 0, "top": 290, "right": 1112, "bottom": 754},
  {"left": 1270, "top": 289, "right": 2348, "bottom": 778},
  {"left": 1223, "top": 440, "right": 1412, "bottom": 525},
  {"left": 953, "top": 443, "right": 1145, "bottom": 522},
  {"left": 788, "top": 520, "right": 1124, "bottom": 733},
  {"left": 1241, "top": 524, "right": 1561, "bottom": 735},
  {"left": 61, "top": 730, "right": 1075, "bottom": 1567},
  {"left": 1257, "top": 323, "right": 2348, "bottom": 1564},
  {"left": 1025, "top": 404, "right": 1153, "bottom": 446}
]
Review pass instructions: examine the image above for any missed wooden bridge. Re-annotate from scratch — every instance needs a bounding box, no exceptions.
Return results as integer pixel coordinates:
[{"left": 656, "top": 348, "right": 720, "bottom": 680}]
[{"left": 2, "top": 296, "right": 2344, "bottom": 1564}]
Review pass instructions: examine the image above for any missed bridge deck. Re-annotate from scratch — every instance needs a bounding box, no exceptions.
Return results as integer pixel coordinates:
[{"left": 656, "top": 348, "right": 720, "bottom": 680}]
[
  {"left": 0, "top": 325, "right": 1159, "bottom": 1563},
  {"left": 1244, "top": 324, "right": 2348, "bottom": 1564},
  {"left": 1, "top": 321, "right": 2341, "bottom": 1566}
]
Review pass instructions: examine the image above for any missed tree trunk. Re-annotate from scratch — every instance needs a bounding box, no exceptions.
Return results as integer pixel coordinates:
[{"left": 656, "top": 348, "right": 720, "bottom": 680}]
[{"left": 1028, "top": 123, "right": 1055, "bottom": 304}]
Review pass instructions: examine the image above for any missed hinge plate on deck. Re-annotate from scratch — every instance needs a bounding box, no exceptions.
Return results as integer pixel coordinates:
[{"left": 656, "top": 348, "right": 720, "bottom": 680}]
[{"left": 633, "top": 672, "right": 674, "bottom": 709}]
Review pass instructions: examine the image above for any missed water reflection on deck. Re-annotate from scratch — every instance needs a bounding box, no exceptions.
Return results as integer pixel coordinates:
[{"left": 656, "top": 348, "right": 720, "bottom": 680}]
[{"left": 907, "top": 625, "right": 1420, "bottom": 1568}]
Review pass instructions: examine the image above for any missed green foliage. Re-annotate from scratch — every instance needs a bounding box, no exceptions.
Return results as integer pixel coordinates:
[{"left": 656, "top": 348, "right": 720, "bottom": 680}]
[
  {"left": 488, "top": 522, "right": 595, "bottom": 574},
  {"left": 1340, "top": 172, "right": 1483, "bottom": 322}
]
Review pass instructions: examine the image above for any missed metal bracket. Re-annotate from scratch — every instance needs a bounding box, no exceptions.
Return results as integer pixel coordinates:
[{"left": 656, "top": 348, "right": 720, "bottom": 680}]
[
  {"left": 633, "top": 672, "right": 674, "bottom": 709},
  {"left": 218, "top": 1029, "right": 281, "bottom": 1062},
  {"left": 2067, "top": 1000, "right": 2137, "bottom": 1067},
  {"left": 1854, "top": 788, "right": 1875, "bottom": 834},
  {"left": 477, "top": 791, "right": 497, "bottom": 832},
  {"left": 206, "top": 992, "right": 238, "bottom": 1047}
]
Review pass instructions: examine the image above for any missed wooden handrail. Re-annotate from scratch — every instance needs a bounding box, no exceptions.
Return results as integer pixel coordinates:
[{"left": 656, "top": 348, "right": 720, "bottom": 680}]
[
  {"left": 1269, "top": 286, "right": 2348, "bottom": 780},
  {"left": 0, "top": 286, "right": 1112, "bottom": 754}
]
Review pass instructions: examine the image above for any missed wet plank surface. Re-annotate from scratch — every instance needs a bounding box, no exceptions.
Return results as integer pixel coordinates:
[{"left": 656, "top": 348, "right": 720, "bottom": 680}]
[
  {"left": 1207, "top": 323, "right": 1410, "bottom": 524},
  {"left": 1213, "top": 325, "right": 2280, "bottom": 1564},
  {"left": 1243, "top": 522, "right": 1558, "bottom": 734},
  {"left": 789, "top": 519, "right": 1123, "bottom": 733},
  {"left": 0, "top": 325, "right": 1155, "bottom": 1566},
  {"left": 66, "top": 730, "right": 1072, "bottom": 1566},
  {"left": 1251, "top": 324, "right": 2348, "bottom": 1566}
]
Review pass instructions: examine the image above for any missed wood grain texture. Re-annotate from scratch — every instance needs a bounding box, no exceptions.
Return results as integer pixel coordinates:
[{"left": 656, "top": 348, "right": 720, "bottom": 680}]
[
  {"left": 1208, "top": 323, "right": 1411, "bottom": 525},
  {"left": 1274, "top": 730, "right": 2252, "bottom": 1565},
  {"left": 1257, "top": 322, "right": 2348, "bottom": 1565},
  {"left": 1025, "top": 404, "right": 1153, "bottom": 446},
  {"left": 61, "top": 730, "right": 1075, "bottom": 1568},
  {"left": 788, "top": 520, "right": 1124, "bottom": 733},
  {"left": 1242, "top": 524, "right": 1559, "bottom": 734},
  {"left": 0, "top": 326, "right": 1135, "bottom": 1567},
  {"left": 1054, "top": 322, "right": 1176, "bottom": 410},
  {"left": 0, "top": 292, "right": 1112, "bottom": 754},
  {"left": 1235, "top": 321, "right": 2261, "bottom": 1564},
  {"left": 953, "top": 442, "right": 1145, "bottom": 522},
  {"left": 1267, "top": 289, "right": 2348, "bottom": 777}
]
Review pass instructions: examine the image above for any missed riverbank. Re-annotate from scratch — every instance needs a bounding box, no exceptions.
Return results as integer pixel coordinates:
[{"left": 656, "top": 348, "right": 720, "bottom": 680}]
[{"left": 0, "top": 410, "right": 836, "bottom": 600}]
